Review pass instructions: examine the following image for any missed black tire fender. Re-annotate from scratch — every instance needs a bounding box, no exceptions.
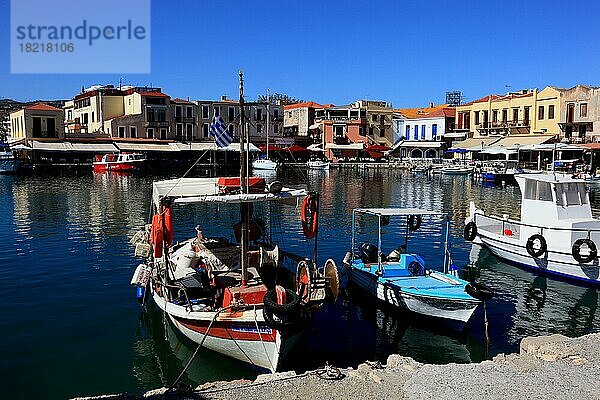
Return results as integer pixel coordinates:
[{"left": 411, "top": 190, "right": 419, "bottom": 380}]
[
  {"left": 263, "top": 288, "right": 300, "bottom": 314},
  {"left": 526, "top": 234, "right": 547, "bottom": 258},
  {"left": 572, "top": 238, "right": 598, "bottom": 264},
  {"left": 464, "top": 221, "right": 477, "bottom": 241},
  {"left": 408, "top": 215, "right": 422, "bottom": 232},
  {"left": 465, "top": 282, "right": 494, "bottom": 301}
]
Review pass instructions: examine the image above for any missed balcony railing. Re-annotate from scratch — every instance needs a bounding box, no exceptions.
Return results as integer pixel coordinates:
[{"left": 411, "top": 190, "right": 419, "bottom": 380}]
[
  {"left": 174, "top": 116, "right": 195, "bottom": 122},
  {"left": 476, "top": 120, "right": 531, "bottom": 129},
  {"left": 146, "top": 121, "right": 170, "bottom": 127}
]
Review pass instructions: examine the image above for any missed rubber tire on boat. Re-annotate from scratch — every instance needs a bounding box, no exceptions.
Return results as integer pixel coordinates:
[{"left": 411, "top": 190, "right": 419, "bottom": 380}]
[
  {"left": 526, "top": 234, "right": 547, "bottom": 258},
  {"left": 408, "top": 261, "right": 424, "bottom": 276},
  {"left": 263, "top": 288, "right": 301, "bottom": 314},
  {"left": 408, "top": 215, "right": 422, "bottom": 232},
  {"left": 262, "top": 288, "right": 301, "bottom": 331},
  {"left": 464, "top": 221, "right": 477, "bottom": 242},
  {"left": 572, "top": 238, "right": 598, "bottom": 264},
  {"left": 465, "top": 282, "right": 494, "bottom": 301}
]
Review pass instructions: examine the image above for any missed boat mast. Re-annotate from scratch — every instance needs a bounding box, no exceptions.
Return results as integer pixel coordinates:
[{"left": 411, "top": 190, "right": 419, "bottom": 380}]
[
  {"left": 266, "top": 88, "right": 270, "bottom": 160},
  {"left": 239, "top": 71, "right": 249, "bottom": 286}
]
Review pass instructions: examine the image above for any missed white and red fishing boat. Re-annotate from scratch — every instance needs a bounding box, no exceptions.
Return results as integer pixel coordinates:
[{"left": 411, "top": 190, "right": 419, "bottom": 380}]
[
  {"left": 93, "top": 152, "right": 146, "bottom": 172},
  {"left": 130, "top": 72, "right": 338, "bottom": 372}
]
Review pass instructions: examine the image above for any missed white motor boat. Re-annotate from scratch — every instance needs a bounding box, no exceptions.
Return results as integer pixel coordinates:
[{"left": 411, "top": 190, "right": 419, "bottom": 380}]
[
  {"left": 307, "top": 159, "right": 330, "bottom": 170},
  {"left": 465, "top": 173, "right": 600, "bottom": 285},
  {"left": 252, "top": 157, "right": 278, "bottom": 171},
  {"left": 0, "top": 144, "right": 16, "bottom": 174},
  {"left": 441, "top": 166, "right": 473, "bottom": 176}
]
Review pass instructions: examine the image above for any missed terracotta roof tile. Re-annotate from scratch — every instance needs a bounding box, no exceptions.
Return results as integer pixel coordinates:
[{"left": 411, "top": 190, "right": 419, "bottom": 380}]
[
  {"left": 25, "top": 102, "right": 62, "bottom": 111},
  {"left": 395, "top": 104, "right": 454, "bottom": 119},
  {"left": 284, "top": 101, "right": 328, "bottom": 110},
  {"left": 171, "top": 98, "right": 194, "bottom": 104},
  {"left": 139, "top": 91, "right": 169, "bottom": 98}
]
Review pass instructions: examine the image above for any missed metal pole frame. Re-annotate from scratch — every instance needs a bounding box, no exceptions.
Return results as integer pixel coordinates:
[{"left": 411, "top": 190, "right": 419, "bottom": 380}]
[
  {"left": 377, "top": 215, "right": 382, "bottom": 275},
  {"left": 351, "top": 210, "right": 356, "bottom": 261},
  {"left": 442, "top": 214, "right": 451, "bottom": 273}
]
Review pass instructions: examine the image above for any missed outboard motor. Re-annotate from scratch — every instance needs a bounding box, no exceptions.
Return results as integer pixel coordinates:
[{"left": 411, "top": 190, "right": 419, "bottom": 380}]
[{"left": 358, "top": 242, "right": 379, "bottom": 264}]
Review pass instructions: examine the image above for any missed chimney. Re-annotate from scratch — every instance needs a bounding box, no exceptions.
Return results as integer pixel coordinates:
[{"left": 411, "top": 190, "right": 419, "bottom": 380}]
[
  {"left": 429, "top": 102, "right": 434, "bottom": 108},
  {"left": 221, "top": 95, "right": 228, "bottom": 101}
]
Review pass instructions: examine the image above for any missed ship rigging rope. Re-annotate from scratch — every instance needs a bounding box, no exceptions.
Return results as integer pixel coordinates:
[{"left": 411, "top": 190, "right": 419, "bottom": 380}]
[
  {"left": 253, "top": 305, "right": 276, "bottom": 372},
  {"left": 168, "top": 304, "right": 235, "bottom": 390}
]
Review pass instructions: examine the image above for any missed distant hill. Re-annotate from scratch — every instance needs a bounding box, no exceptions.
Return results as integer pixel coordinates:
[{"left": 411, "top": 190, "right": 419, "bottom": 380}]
[{"left": 0, "top": 98, "right": 68, "bottom": 112}]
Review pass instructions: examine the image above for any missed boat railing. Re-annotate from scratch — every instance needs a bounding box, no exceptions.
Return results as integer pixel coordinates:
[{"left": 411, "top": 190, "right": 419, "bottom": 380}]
[{"left": 475, "top": 212, "right": 600, "bottom": 234}]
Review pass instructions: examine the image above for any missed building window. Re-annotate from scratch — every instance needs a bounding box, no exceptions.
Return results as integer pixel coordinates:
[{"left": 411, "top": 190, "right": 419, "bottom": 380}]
[
  {"left": 202, "top": 105, "right": 209, "bottom": 119},
  {"left": 176, "top": 123, "right": 183, "bottom": 136},
  {"left": 160, "top": 128, "right": 168, "bottom": 140},
  {"left": 147, "top": 128, "right": 154, "bottom": 138},
  {"left": 512, "top": 108, "right": 519, "bottom": 122},
  {"left": 421, "top": 125, "right": 425, "bottom": 140},
  {"left": 186, "top": 106, "right": 193, "bottom": 118},
  {"left": 273, "top": 109, "right": 279, "bottom": 120},
  {"left": 581, "top": 103, "right": 588, "bottom": 118},
  {"left": 380, "top": 115, "right": 385, "bottom": 123},
  {"left": 474, "top": 111, "right": 479, "bottom": 126},
  {"left": 548, "top": 105, "right": 555, "bottom": 119},
  {"left": 524, "top": 107, "right": 530, "bottom": 125},
  {"left": 228, "top": 106, "right": 235, "bottom": 122},
  {"left": 257, "top": 124, "right": 262, "bottom": 133},
  {"left": 274, "top": 124, "right": 279, "bottom": 134},
  {"left": 334, "top": 125, "right": 344, "bottom": 137},
  {"left": 186, "top": 124, "right": 193, "bottom": 140},
  {"left": 538, "top": 105, "right": 544, "bottom": 120},
  {"left": 256, "top": 108, "right": 263, "bottom": 121},
  {"left": 432, "top": 124, "right": 438, "bottom": 140},
  {"left": 147, "top": 108, "right": 155, "bottom": 122},
  {"left": 502, "top": 109, "right": 507, "bottom": 123},
  {"left": 175, "top": 106, "right": 182, "bottom": 118},
  {"left": 118, "top": 126, "right": 125, "bottom": 138},
  {"left": 130, "top": 126, "right": 137, "bottom": 138},
  {"left": 158, "top": 110, "right": 166, "bottom": 122},
  {"left": 203, "top": 123, "right": 209, "bottom": 138},
  {"left": 372, "top": 114, "right": 378, "bottom": 122},
  {"left": 492, "top": 110, "right": 498, "bottom": 123},
  {"left": 405, "top": 125, "right": 410, "bottom": 139},
  {"left": 91, "top": 112, "right": 95, "bottom": 122},
  {"left": 413, "top": 125, "right": 418, "bottom": 140},
  {"left": 379, "top": 128, "right": 385, "bottom": 137}
]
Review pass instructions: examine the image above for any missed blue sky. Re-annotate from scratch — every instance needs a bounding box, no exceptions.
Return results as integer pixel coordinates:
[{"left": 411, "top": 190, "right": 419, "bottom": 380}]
[{"left": 1, "top": 0, "right": 599, "bottom": 107}]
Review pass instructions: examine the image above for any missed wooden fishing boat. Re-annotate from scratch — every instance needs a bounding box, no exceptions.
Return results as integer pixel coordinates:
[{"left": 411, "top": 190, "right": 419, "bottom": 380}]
[{"left": 130, "top": 73, "right": 338, "bottom": 372}]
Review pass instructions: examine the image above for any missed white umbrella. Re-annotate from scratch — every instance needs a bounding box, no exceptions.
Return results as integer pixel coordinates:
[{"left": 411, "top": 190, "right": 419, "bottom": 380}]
[{"left": 10, "top": 144, "right": 32, "bottom": 150}]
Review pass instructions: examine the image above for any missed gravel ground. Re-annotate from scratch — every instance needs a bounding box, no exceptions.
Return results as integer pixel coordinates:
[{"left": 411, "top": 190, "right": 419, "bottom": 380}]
[{"left": 75, "top": 333, "right": 600, "bottom": 400}]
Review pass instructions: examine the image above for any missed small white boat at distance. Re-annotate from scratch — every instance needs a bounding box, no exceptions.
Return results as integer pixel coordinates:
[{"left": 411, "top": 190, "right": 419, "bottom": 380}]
[
  {"left": 441, "top": 165, "right": 474, "bottom": 176},
  {"left": 307, "top": 159, "right": 330, "bottom": 170},
  {"left": 465, "top": 173, "right": 600, "bottom": 285},
  {"left": 252, "top": 157, "right": 278, "bottom": 171},
  {"left": 344, "top": 208, "right": 492, "bottom": 326},
  {"left": 0, "top": 144, "right": 16, "bottom": 174}
]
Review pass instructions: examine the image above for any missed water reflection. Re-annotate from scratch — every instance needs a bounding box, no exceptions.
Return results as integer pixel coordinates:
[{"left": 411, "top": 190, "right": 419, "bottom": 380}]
[{"left": 1, "top": 169, "right": 599, "bottom": 400}]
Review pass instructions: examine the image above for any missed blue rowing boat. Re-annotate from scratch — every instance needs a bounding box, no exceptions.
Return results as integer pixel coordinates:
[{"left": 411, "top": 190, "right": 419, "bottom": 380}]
[{"left": 343, "top": 208, "right": 491, "bottom": 325}]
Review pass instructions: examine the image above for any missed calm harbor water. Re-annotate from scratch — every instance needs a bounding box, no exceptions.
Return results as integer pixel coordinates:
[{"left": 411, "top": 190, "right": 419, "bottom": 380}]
[{"left": 1, "top": 168, "right": 599, "bottom": 399}]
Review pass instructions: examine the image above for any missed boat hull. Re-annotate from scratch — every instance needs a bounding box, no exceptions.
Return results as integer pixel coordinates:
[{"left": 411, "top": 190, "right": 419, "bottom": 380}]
[
  {"left": 349, "top": 267, "right": 478, "bottom": 324},
  {"left": 0, "top": 159, "right": 16, "bottom": 174},
  {"left": 93, "top": 161, "right": 145, "bottom": 172},
  {"left": 153, "top": 291, "right": 301, "bottom": 372},
  {"left": 477, "top": 229, "right": 600, "bottom": 285}
]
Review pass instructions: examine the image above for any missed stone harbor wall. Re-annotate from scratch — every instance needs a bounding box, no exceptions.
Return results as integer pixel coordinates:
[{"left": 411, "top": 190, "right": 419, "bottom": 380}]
[{"left": 74, "top": 333, "right": 600, "bottom": 400}]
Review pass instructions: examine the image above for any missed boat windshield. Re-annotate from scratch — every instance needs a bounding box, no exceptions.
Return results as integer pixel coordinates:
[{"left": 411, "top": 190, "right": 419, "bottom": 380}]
[
  {"left": 554, "top": 182, "right": 588, "bottom": 206},
  {"left": 524, "top": 180, "right": 553, "bottom": 202}
]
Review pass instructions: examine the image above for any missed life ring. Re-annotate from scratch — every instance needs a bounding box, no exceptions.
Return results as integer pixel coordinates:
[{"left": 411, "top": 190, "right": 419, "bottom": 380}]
[
  {"left": 465, "top": 282, "right": 494, "bottom": 301},
  {"left": 408, "top": 215, "right": 422, "bottom": 232},
  {"left": 526, "top": 234, "right": 547, "bottom": 258},
  {"left": 572, "top": 238, "right": 598, "bottom": 264},
  {"left": 301, "top": 195, "right": 318, "bottom": 239},
  {"left": 464, "top": 222, "right": 477, "bottom": 241},
  {"left": 163, "top": 206, "right": 174, "bottom": 247}
]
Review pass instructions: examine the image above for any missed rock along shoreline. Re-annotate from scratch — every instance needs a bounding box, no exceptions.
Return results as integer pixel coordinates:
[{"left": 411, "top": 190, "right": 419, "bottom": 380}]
[{"left": 74, "top": 333, "right": 600, "bottom": 400}]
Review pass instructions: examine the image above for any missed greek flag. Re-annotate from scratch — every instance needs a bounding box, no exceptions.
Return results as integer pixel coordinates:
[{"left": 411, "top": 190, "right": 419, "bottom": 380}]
[{"left": 209, "top": 108, "right": 233, "bottom": 148}]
